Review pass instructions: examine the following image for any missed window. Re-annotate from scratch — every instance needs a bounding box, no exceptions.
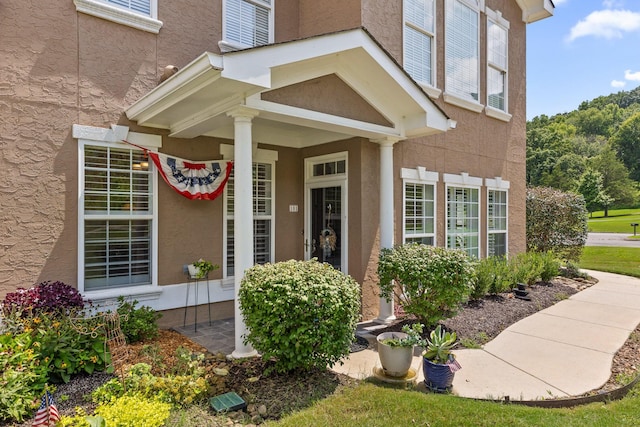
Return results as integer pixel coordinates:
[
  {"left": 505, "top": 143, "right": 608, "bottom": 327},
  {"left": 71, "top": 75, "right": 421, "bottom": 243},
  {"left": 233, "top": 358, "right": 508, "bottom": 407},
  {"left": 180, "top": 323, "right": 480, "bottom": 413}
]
[
  {"left": 401, "top": 167, "right": 438, "bottom": 245},
  {"left": 225, "top": 161, "right": 275, "bottom": 276},
  {"left": 444, "top": 0, "right": 481, "bottom": 110},
  {"left": 446, "top": 183, "right": 480, "bottom": 258},
  {"left": 81, "top": 144, "right": 155, "bottom": 291},
  {"left": 404, "top": 0, "right": 436, "bottom": 87},
  {"left": 74, "top": 0, "right": 162, "bottom": 33},
  {"left": 224, "top": 0, "right": 273, "bottom": 48},
  {"left": 486, "top": 9, "right": 511, "bottom": 121},
  {"left": 487, "top": 189, "right": 508, "bottom": 257}
]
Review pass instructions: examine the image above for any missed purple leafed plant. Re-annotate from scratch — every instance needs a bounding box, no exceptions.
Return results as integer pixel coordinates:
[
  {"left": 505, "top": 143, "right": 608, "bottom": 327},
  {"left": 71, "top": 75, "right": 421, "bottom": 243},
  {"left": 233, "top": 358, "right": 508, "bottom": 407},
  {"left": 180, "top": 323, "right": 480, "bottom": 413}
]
[{"left": 1, "top": 280, "right": 88, "bottom": 317}]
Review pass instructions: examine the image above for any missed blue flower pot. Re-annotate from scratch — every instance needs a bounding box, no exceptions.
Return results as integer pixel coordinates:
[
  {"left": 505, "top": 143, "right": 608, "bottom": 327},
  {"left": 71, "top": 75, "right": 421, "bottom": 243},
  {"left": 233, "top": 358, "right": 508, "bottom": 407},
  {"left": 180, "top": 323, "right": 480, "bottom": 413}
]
[{"left": 422, "top": 357, "right": 456, "bottom": 392}]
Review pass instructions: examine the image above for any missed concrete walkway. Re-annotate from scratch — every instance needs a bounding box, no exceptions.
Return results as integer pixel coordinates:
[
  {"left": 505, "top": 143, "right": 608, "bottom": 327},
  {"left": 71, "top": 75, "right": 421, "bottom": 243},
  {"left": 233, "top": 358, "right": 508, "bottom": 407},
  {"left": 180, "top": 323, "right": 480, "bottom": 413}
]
[{"left": 334, "top": 270, "right": 640, "bottom": 400}]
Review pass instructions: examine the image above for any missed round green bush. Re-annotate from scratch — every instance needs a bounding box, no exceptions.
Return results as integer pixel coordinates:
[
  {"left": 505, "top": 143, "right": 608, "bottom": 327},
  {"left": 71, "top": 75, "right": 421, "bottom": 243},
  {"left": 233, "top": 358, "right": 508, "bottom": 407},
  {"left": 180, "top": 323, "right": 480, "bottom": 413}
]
[
  {"left": 239, "top": 259, "right": 361, "bottom": 373},
  {"left": 378, "top": 244, "right": 475, "bottom": 327}
]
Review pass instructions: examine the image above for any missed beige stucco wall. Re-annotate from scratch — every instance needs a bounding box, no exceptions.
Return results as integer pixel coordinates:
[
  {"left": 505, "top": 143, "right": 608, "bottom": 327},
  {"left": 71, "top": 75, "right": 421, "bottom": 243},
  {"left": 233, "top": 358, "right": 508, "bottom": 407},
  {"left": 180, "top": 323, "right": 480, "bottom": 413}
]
[{"left": 1, "top": 0, "right": 530, "bottom": 326}]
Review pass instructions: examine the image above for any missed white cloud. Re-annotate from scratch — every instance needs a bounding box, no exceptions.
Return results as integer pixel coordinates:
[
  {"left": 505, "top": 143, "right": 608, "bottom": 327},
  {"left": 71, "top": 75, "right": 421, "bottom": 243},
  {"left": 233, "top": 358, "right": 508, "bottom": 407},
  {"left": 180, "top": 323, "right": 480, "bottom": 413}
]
[
  {"left": 611, "top": 80, "right": 627, "bottom": 88},
  {"left": 624, "top": 69, "right": 640, "bottom": 81},
  {"left": 567, "top": 9, "right": 640, "bottom": 41}
]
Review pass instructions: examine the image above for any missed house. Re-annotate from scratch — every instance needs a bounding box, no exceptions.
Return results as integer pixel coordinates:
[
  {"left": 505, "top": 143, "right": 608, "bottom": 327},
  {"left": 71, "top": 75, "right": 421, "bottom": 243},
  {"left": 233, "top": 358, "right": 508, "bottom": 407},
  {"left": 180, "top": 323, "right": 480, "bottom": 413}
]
[{"left": 0, "top": 0, "right": 553, "bottom": 356}]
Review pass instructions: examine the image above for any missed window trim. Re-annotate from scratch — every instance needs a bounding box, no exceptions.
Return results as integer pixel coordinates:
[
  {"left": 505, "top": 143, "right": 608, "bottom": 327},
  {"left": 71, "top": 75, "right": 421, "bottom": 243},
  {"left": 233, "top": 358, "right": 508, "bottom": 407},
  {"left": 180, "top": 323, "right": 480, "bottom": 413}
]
[
  {"left": 444, "top": 172, "right": 482, "bottom": 258},
  {"left": 486, "top": 177, "right": 510, "bottom": 257},
  {"left": 221, "top": 0, "right": 274, "bottom": 51},
  {"left": 401, "top": 167, "right": 438, "bottom": 245},
  {"left": 220, "top": 144, "right": 278, "bottom": 279},
  {"left": 444, "top": 0, "right": 483, "bottom": 112},
  {"left": 74, "top": 0, "right": 163, "bottom": 34},
  {"left": 403, "top": 0, "right": 439, "bottom": 97},
  {"left": 74, "top": 124, "right": 160, "bottom": 298},
  {"left": 486, "top": 7, "right": 511, "bottom": 121}
]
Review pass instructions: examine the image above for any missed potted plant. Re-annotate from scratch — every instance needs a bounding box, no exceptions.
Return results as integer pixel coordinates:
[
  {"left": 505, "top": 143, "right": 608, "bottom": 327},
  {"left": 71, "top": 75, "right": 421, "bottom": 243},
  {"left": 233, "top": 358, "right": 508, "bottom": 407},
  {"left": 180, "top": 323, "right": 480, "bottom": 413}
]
[
  {"left": 422, "top": 325, "right": 461, "bottom": 392},
  {"left": 188, "top": 259, "right": 218, "bottom": 279},
  {"left": 377, "top": 323, "right": 425, "bottom": 377}
]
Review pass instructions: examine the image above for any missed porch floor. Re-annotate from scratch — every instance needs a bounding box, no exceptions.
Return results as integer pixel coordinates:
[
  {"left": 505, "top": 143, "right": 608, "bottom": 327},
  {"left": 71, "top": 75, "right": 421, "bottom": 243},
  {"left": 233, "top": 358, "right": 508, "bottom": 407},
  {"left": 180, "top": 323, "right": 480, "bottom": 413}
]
[{"left": 172, "top": 318, "right": 235, "bottom": 356}]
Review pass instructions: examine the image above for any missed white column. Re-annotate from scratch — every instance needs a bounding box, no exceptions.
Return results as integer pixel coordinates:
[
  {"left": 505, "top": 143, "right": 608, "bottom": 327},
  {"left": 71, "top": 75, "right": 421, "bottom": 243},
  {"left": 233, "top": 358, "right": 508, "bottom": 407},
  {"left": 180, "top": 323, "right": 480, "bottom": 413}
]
[
  {"left": 228, "top": 107, "right": 259, "bottom": 359},
  {"left": 377, "top": 138, "right": 398, "bottom": 323}
]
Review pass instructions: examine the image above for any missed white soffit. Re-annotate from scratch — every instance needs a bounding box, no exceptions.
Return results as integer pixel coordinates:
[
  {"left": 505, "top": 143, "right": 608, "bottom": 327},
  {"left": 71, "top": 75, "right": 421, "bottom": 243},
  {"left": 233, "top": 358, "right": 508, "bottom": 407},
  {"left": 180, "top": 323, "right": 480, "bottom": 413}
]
[
  {"left": 125, "top": 28, "right": 450, "bottom": 147},
  {"left": 516, "top": 0, "right": 555, "bottom": 23}
]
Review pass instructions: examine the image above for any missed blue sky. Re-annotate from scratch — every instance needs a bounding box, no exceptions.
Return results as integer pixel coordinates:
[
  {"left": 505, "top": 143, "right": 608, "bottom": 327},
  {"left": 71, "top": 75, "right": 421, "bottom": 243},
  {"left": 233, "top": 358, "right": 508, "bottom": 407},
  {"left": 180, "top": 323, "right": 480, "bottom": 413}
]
[{"left": 526, "top": 0, "right": 640, "bottom": 119}]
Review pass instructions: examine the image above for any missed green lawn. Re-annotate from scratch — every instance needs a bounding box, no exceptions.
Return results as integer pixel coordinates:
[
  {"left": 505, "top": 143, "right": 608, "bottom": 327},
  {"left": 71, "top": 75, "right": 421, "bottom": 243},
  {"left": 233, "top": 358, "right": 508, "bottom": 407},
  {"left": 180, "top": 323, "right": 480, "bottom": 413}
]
[
  {"left": 587, "top": 208, "right": 640, "bottom": 233},
  {"left": 580, "top": 246, "right": 640, "bottom": 278},
  {"left": 269, "top": 382, "right": 640, "bottom": 427}
]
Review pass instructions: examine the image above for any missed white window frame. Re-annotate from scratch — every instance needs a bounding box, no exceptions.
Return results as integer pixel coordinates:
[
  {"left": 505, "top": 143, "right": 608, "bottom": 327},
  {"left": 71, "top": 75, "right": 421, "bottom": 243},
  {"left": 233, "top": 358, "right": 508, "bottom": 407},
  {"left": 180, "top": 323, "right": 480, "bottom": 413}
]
[
  {"left": 73, "top": 0, "right": 163, "bottom": 34},
  {"left": 74, "top": 124, "right": 160, "bottom": 299},
  {"left": 403, "top": 0, "right": 441, "bottom": 98},
  {"left": 486, "top": 177, "right": 509, "bottom": 257},
  {"left": 221, "top": 144, "right": 277, "bottom": 279},
  {"left": 221, "top": 0, "right": 274, "bottom": 51},
  {"left": 444, "top": 0, "right": 484, "bottom": 113},
  {"left": 486, "top": 8, "right": 512, "bottom": 122},
  {"left": 401, "top": 167, "right": 438, "bottom": 245},
  {"left": 444, "top": 172, "right": 482, "bottom": 258}
]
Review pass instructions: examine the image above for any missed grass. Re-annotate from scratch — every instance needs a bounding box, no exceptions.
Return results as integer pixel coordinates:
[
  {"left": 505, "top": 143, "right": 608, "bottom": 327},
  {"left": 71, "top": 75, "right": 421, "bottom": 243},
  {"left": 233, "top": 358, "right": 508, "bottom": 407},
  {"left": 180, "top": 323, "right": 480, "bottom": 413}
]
[
  {"left": 269, "top": 382, "right": 640, "bottom": 426},
  {"left": 587, "top": 208, "right": 640, "bottom": 233},
  {"left": 580, "top": 246, "right": 640, "bottom": 278}
]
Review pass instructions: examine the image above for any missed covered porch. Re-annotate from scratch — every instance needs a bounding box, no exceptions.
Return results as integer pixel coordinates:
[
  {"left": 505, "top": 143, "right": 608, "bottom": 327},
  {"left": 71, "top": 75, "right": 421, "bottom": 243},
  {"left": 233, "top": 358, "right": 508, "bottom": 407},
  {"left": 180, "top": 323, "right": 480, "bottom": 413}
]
[{"left": 126, "top": 28, "right": 452, "bottom": 357}]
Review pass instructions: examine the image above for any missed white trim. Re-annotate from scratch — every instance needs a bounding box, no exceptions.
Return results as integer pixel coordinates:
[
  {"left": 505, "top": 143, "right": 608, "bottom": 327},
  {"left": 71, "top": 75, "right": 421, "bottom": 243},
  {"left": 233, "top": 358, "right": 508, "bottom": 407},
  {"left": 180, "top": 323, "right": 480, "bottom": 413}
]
[
  {"left": 443, "top": 92, "right": 484, "bottom": 113},
  {"left": 401, "top": 167, "right": 438, "bottom": 246},
  {"left": 304, "top": 152, "right": 349, "bottom": 275},
  {"left": 485, "top": 176, "right": 510, "bottom": 190},
  {"left": 443, "top": 172, "right": 483, "bottom": 187},
  {"left": 73, "top": 0, "right": 163, "bottom": 34},
  {"left": 485, "top": 106, "right": 512, "bottom": 122},
  {"left": 75, "top": 125, "right": 159, "bottom": 296},
  {"left": 72, "top": 124, "right": 162, "bottom": 148}
]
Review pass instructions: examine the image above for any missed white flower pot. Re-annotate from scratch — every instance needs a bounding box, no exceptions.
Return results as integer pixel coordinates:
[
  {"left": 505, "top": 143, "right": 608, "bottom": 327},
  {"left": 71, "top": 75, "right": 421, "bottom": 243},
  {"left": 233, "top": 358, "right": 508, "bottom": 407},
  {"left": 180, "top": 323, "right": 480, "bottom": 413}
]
[{"left": 377, "top": 332, "right": 414, "bottom": 377}]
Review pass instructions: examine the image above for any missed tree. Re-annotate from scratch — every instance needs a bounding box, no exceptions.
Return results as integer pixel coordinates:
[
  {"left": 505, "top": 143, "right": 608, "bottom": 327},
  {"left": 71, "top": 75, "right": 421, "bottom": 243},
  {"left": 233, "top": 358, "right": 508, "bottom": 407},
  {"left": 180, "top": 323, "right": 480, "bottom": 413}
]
[
  {"left": 589, "top": 146, "right": 638, "bottom": 209},
  {"left": 611, "top": 112, "right": 640, "bottom": 181},
  {"left": 578, "top": 169, "right": 606, "bottom": 215},
  {"left": 526, "top": 186, "right": 588, "bottom": 262}
]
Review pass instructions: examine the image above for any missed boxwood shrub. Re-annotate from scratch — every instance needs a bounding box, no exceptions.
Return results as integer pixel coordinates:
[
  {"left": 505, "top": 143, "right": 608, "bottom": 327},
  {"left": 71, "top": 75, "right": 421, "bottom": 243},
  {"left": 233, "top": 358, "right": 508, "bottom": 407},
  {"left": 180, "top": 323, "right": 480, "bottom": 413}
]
[
  {"left": 239, "top": 259, "right": 361, "bottom": 373},
  {"left": 378, "top": 244, "right": 475, "bottom": 327}
]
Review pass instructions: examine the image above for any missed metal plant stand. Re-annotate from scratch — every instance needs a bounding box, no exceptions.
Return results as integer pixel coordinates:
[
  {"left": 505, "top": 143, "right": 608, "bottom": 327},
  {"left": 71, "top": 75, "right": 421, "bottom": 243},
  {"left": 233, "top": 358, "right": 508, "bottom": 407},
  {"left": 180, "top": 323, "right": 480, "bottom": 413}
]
[{"left": 183, "top": 272, "right": 212, "bottom": 332}]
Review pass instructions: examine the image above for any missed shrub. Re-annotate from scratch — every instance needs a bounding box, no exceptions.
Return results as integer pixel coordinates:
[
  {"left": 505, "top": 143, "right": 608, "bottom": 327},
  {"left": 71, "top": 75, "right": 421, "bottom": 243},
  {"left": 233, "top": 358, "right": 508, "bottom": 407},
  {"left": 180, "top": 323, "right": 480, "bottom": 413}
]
[
  {"left": 470, "top": 256, "right": 512, "bottom": 299},
  {"left": 539, "top": 251, "right": 561, "bottom": 283},
  {"left": 239, "top": 259, "right": 361, "bottom": 373},
  {"left": 1, "top": 281, "right": 86, "bottom": 317},
  {"left": 526, "top": 186, "right": 588, "bottom": 262},
  {"left": 92, "top": 361, "right": 208, "bottom": 407},
  {"left": 378, "top": 244, "right": 475, "bottom": 327},
  {"left": 27, "top": 312, "right": 109, "bottom": 383},
  {"left": 0, "top": 332, "right": 48, "bottom": 422},
  {"left": 115, "top": 296, "right": 161, "bottom": 343},
  {"left": 94, "top": 394, "right": 171, "bottom": 427},
  {"left": 509, "top": 252, "right": 544, "bottom": 287}
]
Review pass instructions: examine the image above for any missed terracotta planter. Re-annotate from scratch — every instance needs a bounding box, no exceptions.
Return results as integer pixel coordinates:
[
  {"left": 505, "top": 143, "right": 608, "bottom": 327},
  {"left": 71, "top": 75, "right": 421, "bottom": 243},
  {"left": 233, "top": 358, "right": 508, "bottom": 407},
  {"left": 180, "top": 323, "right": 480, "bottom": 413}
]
[{"left": 377, "top": 332, "right": 413, "bottom": 377}]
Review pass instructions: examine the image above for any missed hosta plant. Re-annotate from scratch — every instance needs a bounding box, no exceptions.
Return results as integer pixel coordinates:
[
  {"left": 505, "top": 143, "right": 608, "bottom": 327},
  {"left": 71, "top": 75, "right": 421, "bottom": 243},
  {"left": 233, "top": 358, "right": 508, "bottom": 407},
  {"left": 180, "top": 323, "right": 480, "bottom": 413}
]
[{"left": 239, "top": 259, "right": 361, "bottom": 373}]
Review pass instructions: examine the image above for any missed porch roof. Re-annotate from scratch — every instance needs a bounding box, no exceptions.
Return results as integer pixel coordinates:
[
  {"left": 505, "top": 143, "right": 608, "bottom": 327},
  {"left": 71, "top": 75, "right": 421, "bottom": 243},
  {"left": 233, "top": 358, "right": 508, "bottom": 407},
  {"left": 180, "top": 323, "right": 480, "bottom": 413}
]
[{"left": 125, "top": 28, "right": 452, "bottom": 148}]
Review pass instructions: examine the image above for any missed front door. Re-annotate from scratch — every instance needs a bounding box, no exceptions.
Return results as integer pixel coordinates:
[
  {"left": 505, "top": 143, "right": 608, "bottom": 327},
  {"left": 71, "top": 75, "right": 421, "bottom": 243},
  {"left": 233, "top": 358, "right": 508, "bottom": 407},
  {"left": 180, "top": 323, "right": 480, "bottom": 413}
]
[
  {"left": 304, "top": 153, "right": 348, "bottom": 273},
  {"left": 310, "top": 186, "right": 342, "bottom": 270}
]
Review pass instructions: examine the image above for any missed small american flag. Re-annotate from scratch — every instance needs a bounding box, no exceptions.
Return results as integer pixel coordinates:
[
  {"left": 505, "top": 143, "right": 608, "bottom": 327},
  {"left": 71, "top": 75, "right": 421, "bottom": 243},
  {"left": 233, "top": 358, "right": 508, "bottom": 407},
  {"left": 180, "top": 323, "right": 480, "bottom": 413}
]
[
  {"left": 32, "top": 390, "right": 60, "bottom": 427},
  {"left": 446, "top": 357, "right": 462, "bottom": 373}
]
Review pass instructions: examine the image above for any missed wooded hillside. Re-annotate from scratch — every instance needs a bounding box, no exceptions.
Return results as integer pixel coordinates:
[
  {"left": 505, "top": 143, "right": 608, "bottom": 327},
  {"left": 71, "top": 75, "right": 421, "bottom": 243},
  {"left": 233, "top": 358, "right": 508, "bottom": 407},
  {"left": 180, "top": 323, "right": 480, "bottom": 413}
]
[{"left": 527, "top": 85, "right": 640, "bottom": 213}]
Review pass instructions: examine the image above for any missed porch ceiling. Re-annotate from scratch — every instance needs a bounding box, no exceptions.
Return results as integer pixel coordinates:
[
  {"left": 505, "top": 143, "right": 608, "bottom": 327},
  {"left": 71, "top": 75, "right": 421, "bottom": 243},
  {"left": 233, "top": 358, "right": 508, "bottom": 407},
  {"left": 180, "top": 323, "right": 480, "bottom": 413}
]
[{"left": 125, "top": 28, "right": 451, "bottom": 148}]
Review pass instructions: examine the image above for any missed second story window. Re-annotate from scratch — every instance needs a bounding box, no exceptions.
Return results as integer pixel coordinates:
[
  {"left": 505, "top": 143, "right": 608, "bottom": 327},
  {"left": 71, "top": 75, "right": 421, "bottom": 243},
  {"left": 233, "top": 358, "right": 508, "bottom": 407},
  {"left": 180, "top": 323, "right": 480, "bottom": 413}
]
[
  {"left": 224, "top": 0, "right": 273, "bottom": 48},
  {"left": 445, "top": 0, "right": 481, "bottom": 106},
  {"left": 486, "top": 8, "right": 511, "bottom": 120},
  {"left": 106, "top": 0, "right": 151, "bottom": 16},
  {"left": 404, "top": 0, "right": 435, "bottom": 87}
]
